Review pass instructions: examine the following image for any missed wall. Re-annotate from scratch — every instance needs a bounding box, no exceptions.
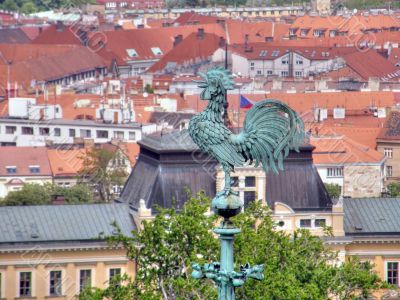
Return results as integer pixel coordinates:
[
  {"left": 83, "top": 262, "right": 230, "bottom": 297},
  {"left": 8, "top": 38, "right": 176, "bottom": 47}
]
[
  {"left": 343, "top": 164, "right": 383, "bottom": 198},
  {"left": 377, "top": 141, "right": 400, "bottom": 184},
  {"left": 0, "top": 247, "right": 135, "bottom": 299},
  {"left": 0, "top": 176, "right": 53, "bottom": 198}
]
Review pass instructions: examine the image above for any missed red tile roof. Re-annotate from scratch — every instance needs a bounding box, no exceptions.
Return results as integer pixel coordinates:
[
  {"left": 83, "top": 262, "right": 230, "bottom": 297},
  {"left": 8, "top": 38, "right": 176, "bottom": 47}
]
[
  {"left": 173, "top": 12, "right": 222, "bottom": 25},
  {"left": 96, "top": 24, "right": 226, "bottom": 66},
  {"left": 377, "top": 111, "right": 400, "bottom": 140},
  {"left": 32, "top": 24, "right": 84, "bottom": 45},
  {"left": 47, "top": 148, "right": 85, "bottom": 177},
  {"left": 0, "top": 147, "right": 52, "bottom": 176},
  {"left": 147, "top": 31, "right": 223, "bottom": 73},
  {"left": 311, "top": 136, "right": 384, "bottom": 165}
]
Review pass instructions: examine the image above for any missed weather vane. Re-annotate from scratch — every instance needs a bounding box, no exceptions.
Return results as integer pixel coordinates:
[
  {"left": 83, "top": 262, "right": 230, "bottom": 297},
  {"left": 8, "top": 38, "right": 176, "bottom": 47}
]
[{"left": 189, "top": 67, "right": 304, "bottom": 300}]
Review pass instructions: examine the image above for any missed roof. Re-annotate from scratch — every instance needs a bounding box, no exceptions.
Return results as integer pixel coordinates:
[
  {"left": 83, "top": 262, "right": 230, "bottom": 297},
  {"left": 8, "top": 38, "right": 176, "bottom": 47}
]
[
  {"left": 229, "top": 43, "right": 356, "bottom": 61},
  {"left": 0, "top": 28, "right": 31, "bottom": 43},
  {"left": 341, "top": 50, "right": 400, "bottom": 80},
  {"left": 120, "top": 130, "right": 218, "bottom": 210},
  {"left": 47, "top": 149, "right": 85, "bottom": 177},
  {"left": 378, "top": 110, "right": 400, "bottom": 141},
  {"left": 344, "top": 198, "right": 400, "bottom": 235},
  {"left": 32, "top": 24, "right": 84, "bottom": 45},
  {"left": 311, "top": 136, "right": 384, "bottom": 165},
  {"left": 95, "top": 24, "right": 226, "bottom": 66},
  {"left": 0, "top": 203, "right": 135, "bottom": 244},
  {"left": 173, "top": 11, "right": 222, "bottom": 25},
  {"left": 147, "top": 31, "right": 223, "bottom": 73},
  {"left": 0, "top": 147, "right": 52, "bottom": 177},
  {"left": 266, "top": 145, "right": 332, "bottom": 211}
]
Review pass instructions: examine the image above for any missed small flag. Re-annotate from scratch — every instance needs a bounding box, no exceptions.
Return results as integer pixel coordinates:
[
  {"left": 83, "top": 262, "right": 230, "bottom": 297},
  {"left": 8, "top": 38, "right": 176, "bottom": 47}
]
[{"left": 240, "top": 95, "right": 253, "bottom": 109}]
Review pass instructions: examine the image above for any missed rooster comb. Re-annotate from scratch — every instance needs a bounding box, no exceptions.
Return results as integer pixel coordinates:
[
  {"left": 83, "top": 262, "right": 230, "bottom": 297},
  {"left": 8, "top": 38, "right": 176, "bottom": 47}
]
[{"left": 197, "top": 67, "right": 235, "bottom": 91}]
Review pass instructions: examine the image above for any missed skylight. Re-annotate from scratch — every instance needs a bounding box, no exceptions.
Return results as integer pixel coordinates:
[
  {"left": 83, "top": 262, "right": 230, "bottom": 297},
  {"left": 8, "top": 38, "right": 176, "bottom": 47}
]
[
  {"left": 126, "top": 49, "right": 138, "bottom": 58},
  {"left": 271, "top": 50, "right": 280, "bottom": 57},
  {"left": 259, "top": 50, "right": 268, "bottom": 57},
  {"left": 151, "top": 47, "right": 163, "bottom": 56}
]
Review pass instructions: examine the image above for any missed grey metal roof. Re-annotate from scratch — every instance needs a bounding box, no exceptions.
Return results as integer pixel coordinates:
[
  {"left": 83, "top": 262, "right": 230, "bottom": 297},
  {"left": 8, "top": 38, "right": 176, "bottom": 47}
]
[
  {"left": 344, "top": 198, "right": 400, "bottom": 235},
  {"left": 0, "top": 203, "right": 136, "bottom": 244}
]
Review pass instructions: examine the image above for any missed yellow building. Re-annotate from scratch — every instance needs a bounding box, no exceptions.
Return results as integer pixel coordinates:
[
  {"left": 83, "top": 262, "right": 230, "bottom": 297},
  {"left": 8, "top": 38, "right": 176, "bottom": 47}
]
[{"left": 0, "top": 203, "right": 136, "bottom": 299}]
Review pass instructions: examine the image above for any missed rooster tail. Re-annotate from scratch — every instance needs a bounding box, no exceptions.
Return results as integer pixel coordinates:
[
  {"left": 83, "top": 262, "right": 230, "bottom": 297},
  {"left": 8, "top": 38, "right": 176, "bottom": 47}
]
[{"left": 242, "top": 99, "right": 305, "bottom": 173}]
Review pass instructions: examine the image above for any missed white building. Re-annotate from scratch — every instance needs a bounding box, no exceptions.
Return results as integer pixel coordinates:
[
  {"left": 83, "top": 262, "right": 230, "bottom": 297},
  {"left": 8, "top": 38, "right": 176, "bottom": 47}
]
[
  {"left": 0, "top": 118, "right": 156, "bottom": 147},
  {"left": 218, "top": 44, "right": 348, "bottom": 78}
]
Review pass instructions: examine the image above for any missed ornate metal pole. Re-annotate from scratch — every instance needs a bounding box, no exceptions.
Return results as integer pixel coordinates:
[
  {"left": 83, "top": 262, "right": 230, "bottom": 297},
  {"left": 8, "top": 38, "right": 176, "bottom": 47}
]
[{"left": 189, "top": 67, "right": 304, "bottom": 300}]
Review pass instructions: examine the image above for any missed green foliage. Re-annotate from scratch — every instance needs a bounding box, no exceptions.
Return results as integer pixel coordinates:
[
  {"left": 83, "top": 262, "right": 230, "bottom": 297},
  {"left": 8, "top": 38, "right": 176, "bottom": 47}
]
[
  {"left": 0, "top": 0, "right": 95, "bottom": 12},
  {"left": 144, "top": 84, "right": 154, "bottom": 94},
  {"left": 1, "top": 183, "right": 93, "bottom": 206},
  {"left": 79, "top": 148, "right": 128, "bottom": 202},
  {"left": 21, "top": 1, "right": 37, "bottom": 13},
  {"left": 325, "top": 183, "right": 342, "bottom": 199},
  {"left": 100, "top": 195, "right": 382, "bottom": 300},
  {"left": 387, "top": 182, "right": 400, "bottom": 197},
  {"left": 2, "top": 0, "right": 18, "bottom": 11}
]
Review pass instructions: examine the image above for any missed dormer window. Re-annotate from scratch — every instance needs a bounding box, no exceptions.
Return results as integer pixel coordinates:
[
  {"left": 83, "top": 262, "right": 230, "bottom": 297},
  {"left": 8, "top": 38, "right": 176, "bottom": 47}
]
[
  {"left": 126, "top": 49, "right": 138, "bottom": 58},
  {"left": 151, "top": 47, "right": 163, "bottom": 56},
  {"left": 29, "top": 166, "right": 40, "bottom": 174},
  {"left": 6, "top": 166, "right": 17, "bottom": 174}
]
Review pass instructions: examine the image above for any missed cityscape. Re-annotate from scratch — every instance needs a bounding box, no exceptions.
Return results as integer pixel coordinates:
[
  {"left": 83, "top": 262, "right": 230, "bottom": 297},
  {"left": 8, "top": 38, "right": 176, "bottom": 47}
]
[{"left": 0, "top": 0, "right": 400, "bottom": 299}]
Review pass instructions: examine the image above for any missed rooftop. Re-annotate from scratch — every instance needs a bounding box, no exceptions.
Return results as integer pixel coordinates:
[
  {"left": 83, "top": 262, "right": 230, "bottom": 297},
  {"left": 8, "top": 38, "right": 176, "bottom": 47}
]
[
  {"left": 0, "top": 203, "right": 135, "bottom": 246},
  {"left": 344, "top": 198, "right": 400, "bottom": 236}
]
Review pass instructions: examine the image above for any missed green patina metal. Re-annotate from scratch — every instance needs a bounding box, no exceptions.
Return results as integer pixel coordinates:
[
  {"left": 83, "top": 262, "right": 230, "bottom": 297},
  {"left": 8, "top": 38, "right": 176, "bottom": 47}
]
[{"left": 189, "top": 67, "right": 304, "bottom": 300}]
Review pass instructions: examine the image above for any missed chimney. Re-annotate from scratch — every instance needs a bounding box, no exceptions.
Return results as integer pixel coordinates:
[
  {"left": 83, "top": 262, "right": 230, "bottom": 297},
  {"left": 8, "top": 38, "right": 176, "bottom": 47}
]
[
  {"left": 56, "top": 21, "right": 64, "bottom": 32},
  {"left": 174, "top": 34, "right": 183, "bottom": 47},
  {"left": 197, "top": 28, "right": 205, "bottom": 39},
  {"left": 114, "top": 24, "right": 123, "bottom": 30},
  {"left": 39, "top": 26, "right": 43, "bottom": 33},
  {"left": 219, "top": 36, "right": 226, "bottom": 47},
  {"left": 51, "top": 194, "right": 65, "bottom": 205}
]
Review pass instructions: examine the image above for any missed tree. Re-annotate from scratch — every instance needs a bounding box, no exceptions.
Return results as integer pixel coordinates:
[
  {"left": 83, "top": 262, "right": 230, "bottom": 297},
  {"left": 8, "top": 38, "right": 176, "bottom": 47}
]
[
  {"left": 79, "top": 148, "right": 128, "bottom": 202},
  {"left": 21, "top": 1, "right": 37, "bottom": 14},
  {"left": 2, "top": 0, "right": 19, "bottom": 11},
  {"left": 325, "top": 183, "right": 342, "bottom": 199},
  {"left": 1, "top": 183, "right": 93, "bottom": 206},
  {"left": 97, "top": 193, "right": 383, "bottom": 300},
  {"left": 387, "top": 182, "right": 400, "bottom": 197}
]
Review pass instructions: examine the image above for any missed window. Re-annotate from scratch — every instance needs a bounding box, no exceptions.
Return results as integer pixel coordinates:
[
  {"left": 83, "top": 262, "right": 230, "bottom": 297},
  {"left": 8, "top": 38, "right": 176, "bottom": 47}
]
[
  {"left": 151, "top": 47, "right": 163, "bottom": 56},
  {"left": 39, "top": 127, "right": 50, "bottom": 136},
  {"left": 384, "top": 148, "right": 393, "bottom": 158},
  {"left": 387, "top": 262, "right": 398, "bottom": 285},
  {"left": 5, "top": 126, "right": 16, "bottom": 134},
  {"left": 231, "top": 176, "right": 239, "bottom": 187},
  {"left": 29, "top": 166, "right": 40, "bottom": 174},
  {"left": 259, "top": 50, "right": 267, "bottom": 57},
  {"left": 267, "top": 70, "right": 273, "bottom": 75},
  {"left": 281, "top": 59, "right": 288, "bottom": 65},
  {"left": 281, "top": 71, "right": 289, "bottom": 77},
  {"left": 244, "top": 191, "right": 256, "bottom": 208},
  {"left": 126, "top": 48, "right": 138, "bottom": 57},
  {"left": 54, "top": 128, "right": 61, "bottom": 137},
  {"left": 295, "top": 71, "right": 303, "bottom": 77},
  {"left": 129, "top": 131, "right": 136, "bottom": 140},
  {"left": 300, "top": 29, "right": 309, "bottom": 37},
  {"left": 386, "top": 166, "right": 393, "bottom": 177},
  {"left": 22, "top": 126, "right": 34, "bottom": 135},
  {"left": 6, "top": 166, "right": 17, "bottom": 174},
  {"left": 80, "top": 129, "right": 91, "bottom": 138},
  {"left": 49, "top": 270, "right": 62, "bottom": 296},
  {"left": 296, "top": 59, "right": 303, "bottom": 65},
  {"left": 250, "top": 62, "right": 255, "bottom": 67},
  {"left": 300, "top": 219, "right": 311, "bottom": 228},
  {"left": 315, "top": 219, "right": 326, "bottom": 227},
  {"left": 327, "top": 167, "right": 343, "bottom": 178},
  {"left": 245, "top": 176, "right": 256, "bottom": 187},
  {"left": 109, "top": 268, "right": 121, "bottom": 281},
  {"left": 256, "top": 70, "right": 262, "bottom": 75},
  {"left": 114, "top": 131, "right": 124, "bottom": 139},
  {"left": 19, "top": 272, "right": 31, "bottom": 297},
  {"left": 79, "top": 270, "right": 92, "bottom": 292},
  {"left": 271, "top": 50, "right": 280, "bottom": 57},
  {"left": 96, "top": 130, "right": 108, "bottom": 139},
  {"left": 69, "top": 129, "right": 76, "bottom": 137}
]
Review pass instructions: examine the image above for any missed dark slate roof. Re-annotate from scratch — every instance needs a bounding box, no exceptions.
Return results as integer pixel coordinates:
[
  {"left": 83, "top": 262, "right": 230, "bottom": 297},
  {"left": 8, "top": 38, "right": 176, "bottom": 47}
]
[
  {"left": 344, "top": 198, "right": 400, "bottom": 235},
  {"left": 122, "top": 130, "right": 331, "bottom": 212},
  {"left": 0, "top": 28, "right": 31, "bottom": 43},
  {"left": 120, "top": 130, "right": 218, "bottom": 210},
  {"left": 138, "top": 129, "right": 198, "bottom": 152},
  {"left": 0, "top": 203, "right": 135, "bottom": 244},
  {"left": 377, "top": 111, "right": 400, "bottom": 141},
  {"left": 266, "top": 145, "right": 332, "bottom": 211}
]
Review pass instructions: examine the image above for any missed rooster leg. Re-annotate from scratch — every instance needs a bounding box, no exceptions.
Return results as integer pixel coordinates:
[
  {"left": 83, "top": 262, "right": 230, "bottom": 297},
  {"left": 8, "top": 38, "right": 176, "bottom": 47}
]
[{"left": 216, "top": 165, "right": 239, "bottom": 197}]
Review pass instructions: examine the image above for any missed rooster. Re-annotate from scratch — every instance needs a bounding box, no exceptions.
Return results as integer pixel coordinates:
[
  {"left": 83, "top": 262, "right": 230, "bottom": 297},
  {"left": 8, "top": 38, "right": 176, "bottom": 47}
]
[{"left": 189, "top": 67, "right": 304, "bottom": 197}]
